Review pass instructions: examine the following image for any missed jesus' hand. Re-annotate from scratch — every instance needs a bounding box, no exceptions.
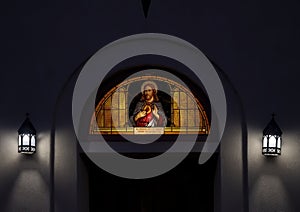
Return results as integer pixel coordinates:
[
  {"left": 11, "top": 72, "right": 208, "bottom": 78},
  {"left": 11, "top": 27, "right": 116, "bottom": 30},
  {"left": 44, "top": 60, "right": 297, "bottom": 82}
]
[{"left": 134, "top": 111, "right": 147, "bottom": 121}]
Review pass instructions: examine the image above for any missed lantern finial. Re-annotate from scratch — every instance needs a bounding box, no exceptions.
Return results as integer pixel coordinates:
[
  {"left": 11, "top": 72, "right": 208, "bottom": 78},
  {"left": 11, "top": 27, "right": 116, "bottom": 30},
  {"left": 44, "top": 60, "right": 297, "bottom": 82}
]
[{"left": 271, "top": 113, "right": 275, "bottom": 119}]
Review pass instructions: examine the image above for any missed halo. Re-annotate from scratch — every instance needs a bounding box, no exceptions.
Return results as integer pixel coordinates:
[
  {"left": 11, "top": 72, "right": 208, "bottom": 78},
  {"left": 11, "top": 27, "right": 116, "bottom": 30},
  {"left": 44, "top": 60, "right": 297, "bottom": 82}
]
[{"left": 141, "top": 81, "right": 158, "bottom": 93}]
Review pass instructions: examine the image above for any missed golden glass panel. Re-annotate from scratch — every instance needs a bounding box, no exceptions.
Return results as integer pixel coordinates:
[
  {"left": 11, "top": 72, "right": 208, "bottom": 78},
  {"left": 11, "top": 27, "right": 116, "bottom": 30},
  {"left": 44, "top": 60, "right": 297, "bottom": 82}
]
[
  {"left": 180, "top": 110, "right": 187, "bottom": 126},
  {"left": 104, "top": 96, "right": 112, "bottom": 109},
  {"left": 111, "top": 110, "right": 119, "bottom": 127},
  {"left": 104, "top": 110, "right": 112, "bottom": 127},
  {"left": 173, "top": 91, "right": 179, "bottom": 109},
  {"left": 173, "top": 109, "right": 180, "bottom": 127},
  {"left": 179, "top": 92, "right": 187, "bottom": 109},
  {"left": 187, "top": 110, "right": 195, "bottom": 127},
  {"left": 119, "top": 91, "right": 126, "bottom": 109},
  {"left": 119, "top": 109, "right": 126, "bottom": 127},
  {"left": 194, "top": 110, "right": 200, "bottom": 127},
  {"left": 97, "top": 109, "right": 105, "bottom": 128},
  {"left": 111, "top": 93, "right": 119, "bottom": 109},
  {"left": 187, "top": 96, "right": 196, "bottom": 109}
]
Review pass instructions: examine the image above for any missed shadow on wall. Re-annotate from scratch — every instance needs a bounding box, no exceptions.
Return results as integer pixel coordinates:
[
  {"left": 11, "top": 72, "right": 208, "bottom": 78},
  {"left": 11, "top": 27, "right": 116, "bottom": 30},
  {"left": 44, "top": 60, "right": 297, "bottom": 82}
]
[
  {"left": 248, "top": 126, "right": 300, "bottom": 212},
  {"left": 251, "top": 174, "right": 291, "bottom": 211},
  {"left": 0, "top": 129, "right": 50, "bottom": 212}
]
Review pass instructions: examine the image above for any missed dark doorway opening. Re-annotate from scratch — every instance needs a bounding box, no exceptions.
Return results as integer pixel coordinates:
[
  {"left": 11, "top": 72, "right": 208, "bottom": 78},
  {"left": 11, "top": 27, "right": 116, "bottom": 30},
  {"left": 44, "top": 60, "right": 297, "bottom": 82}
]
[{"left": 82, "top": 153, "right": 218, "bottom": 212}]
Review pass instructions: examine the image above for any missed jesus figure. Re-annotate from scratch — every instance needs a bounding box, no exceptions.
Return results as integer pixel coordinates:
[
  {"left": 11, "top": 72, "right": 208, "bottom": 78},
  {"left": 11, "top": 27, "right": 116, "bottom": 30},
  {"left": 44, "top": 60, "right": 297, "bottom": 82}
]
[{"left": 130, "top": 81, "right": 167, "bottom": 127}]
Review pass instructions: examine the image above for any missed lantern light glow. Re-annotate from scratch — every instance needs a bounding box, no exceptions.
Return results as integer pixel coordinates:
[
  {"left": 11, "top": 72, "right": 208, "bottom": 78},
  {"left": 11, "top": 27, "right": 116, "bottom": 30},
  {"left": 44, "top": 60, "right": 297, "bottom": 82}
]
[
  {"left": 262, "top": 114, "right": 282, "bottom": 156},
  {"left": 18, "top": 113, "right": 37, "bottom": 154}
]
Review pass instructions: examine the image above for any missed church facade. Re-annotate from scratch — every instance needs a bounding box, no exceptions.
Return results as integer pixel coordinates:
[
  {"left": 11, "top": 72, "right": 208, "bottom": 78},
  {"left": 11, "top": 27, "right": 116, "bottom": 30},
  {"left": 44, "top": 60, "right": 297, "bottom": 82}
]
[{"left": 0, "top": 1, "right": 299, "bottom": 211}]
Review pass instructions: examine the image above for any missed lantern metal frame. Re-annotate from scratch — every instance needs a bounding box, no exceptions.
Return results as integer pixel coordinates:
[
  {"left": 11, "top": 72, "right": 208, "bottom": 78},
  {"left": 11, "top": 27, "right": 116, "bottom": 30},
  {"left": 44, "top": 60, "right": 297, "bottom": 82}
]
[
  {"left": 18, "top": 113, "right": 37, "bottom": 154},
  {"left": 262, "top": 114, "right": 282, "bottom": 156}
]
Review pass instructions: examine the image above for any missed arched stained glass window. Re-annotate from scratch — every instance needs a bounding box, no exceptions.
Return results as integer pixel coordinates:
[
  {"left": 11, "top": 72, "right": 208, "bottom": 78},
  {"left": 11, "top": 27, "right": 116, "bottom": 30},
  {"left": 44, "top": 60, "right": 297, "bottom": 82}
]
[{"left": 90, "top": 73, "right": 210, "bottom": 135}]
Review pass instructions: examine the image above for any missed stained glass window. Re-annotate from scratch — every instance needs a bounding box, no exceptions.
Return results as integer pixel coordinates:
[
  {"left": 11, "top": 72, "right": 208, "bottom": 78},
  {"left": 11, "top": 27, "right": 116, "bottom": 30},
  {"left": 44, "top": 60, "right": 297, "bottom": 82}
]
[{"left": 90, "top": 75, "right": 209, "bottom": 135}]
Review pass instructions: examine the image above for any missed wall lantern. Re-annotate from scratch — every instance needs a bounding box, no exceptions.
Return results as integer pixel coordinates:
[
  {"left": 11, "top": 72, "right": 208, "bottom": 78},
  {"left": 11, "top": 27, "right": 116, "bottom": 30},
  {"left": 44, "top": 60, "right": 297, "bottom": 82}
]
[
  {"left": 18, "top": 113, "right": 37, "bottom": 154},
  {"left": 262, "top": 113, "right": 282, "bottom": 156}
]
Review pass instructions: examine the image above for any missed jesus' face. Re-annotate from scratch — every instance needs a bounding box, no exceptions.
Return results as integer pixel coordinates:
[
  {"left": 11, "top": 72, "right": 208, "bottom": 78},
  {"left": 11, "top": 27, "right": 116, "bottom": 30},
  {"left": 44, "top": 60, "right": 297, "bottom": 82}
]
[{"left": 144, "top": 85, "right": 154, "bottom": 101}]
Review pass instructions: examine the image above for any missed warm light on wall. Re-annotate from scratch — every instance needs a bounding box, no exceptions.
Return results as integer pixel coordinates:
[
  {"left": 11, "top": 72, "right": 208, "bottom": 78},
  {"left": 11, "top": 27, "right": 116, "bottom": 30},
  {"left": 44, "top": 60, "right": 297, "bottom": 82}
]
[
  {"left": 262, "top": 113, "right": 282, "bottom": 156},
  {"left": 18, "top": 113, "right": 37, "bottom": 154}
]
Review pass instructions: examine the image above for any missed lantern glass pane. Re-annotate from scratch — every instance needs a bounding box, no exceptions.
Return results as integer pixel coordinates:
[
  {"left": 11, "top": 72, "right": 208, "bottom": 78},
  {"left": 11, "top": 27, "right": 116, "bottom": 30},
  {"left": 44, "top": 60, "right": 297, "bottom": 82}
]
[
  {"left": 31, "top": 136, "right": 36, "bottom": 146},
  {"left": 263, "top": 136, "right": 268, "bottom": 147},
  {"left": 23, "top": 134, "right": 30, "bottom": 145},
  {"left": 277, "top": 137, "right": 281, "bottom": 148},
  {"left": 18, "top": 135, "right": 22, "bottom": 145},
  {"left": 269, "top": 135, "right": 276, "bottom": 147}
]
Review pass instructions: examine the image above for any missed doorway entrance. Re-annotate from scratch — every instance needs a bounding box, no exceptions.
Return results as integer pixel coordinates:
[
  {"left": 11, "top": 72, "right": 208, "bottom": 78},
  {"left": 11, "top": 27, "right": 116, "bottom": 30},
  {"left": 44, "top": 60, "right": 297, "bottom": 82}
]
[{"left": 83, "top": 153, "right": 218, "bottom": 212}]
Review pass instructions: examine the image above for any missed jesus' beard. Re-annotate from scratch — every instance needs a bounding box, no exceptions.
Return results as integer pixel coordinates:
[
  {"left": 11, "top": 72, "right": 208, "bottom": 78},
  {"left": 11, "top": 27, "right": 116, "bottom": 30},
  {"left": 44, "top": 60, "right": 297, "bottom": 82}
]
[{"left": 145, "top": 95, "right": 153, "bottom": 102}]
